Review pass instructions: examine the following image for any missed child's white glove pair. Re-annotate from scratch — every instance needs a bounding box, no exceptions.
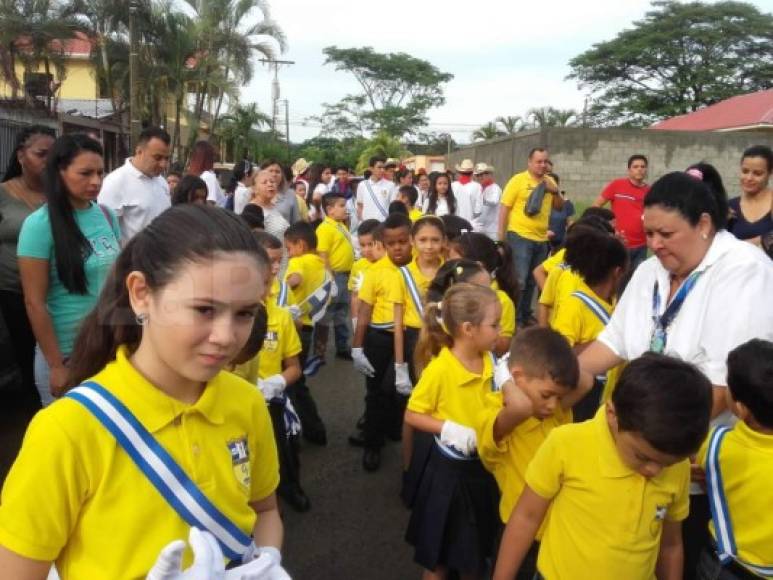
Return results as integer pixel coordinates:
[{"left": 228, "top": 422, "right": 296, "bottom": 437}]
[
  {"left": 440, "top": 421, "right": 477, "bottom": 456},
  {"left": 394, "top": 363, "right": 412, "bottom": 396},
  {"left": 146, "top": 527, "right": 290, "bottom": 580},
  {"left": 258, "top": 375, "right": 286, "bottom": 401},
  {"left": 351, "top": 347, "right": 375, "bottom": 377}
]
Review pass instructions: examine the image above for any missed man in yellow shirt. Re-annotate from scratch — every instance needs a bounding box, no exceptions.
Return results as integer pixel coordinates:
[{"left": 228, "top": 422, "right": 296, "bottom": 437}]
[
  {"left": 498, "top": 148, "right": 562, "bottom": 327},
  {"left": 494, "top": 354, "right": 713, "bottom": 580},
  {"left": 314, "top": 192, "right": 355, "bottom": 361}
]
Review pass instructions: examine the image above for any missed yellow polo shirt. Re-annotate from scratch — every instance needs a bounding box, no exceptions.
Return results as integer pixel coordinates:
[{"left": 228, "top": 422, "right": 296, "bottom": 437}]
[
  {"left": 269, "top": 278, "right": 295, "bottom": 308},
  {"left": 0, "top": 347, "right": 279, "bottom": 579},
  {"left": 539, "top": 266, "right": 582, "bottom": 325},
  {"left": 478, "top": 402, "right": 571, "bottom": 524},
  {"left": 409, "top": 207, "right": 424, "bottom": 222},
  {"left": 542, "top": 248, "right": 566, "bottom": 274},
  {"left": 348, "top": 257, "right": 374, "bottom": 292},
  {"left": 697, "top": 423, "right": 773, "bottom": 571},
  {"left": 285, "top": 253, "right": 326, "bottom": 326},
  {"left": 316, "top": 216, "right": 354, "bottom": 272},
  {"left": 359, "top": 255, "right": 400, "bottom": 328},
  {"left": 496, "top": 289, "right": 516, "bottom": 338},
  {"left": 551, "top": 281, "right": 613, "bottom": 347},
  {"left": 527, "top": 406, "right": 690, "bottom": 580},
  {"left": 501, "top": 171, "right": 558, "bottom": 242},
  {"left": 407, "top": 347, "right": 499, "bottom": 426},
  {"left": 234, "top": 301, "right": 301, "bottom": 383},
  {"left": 390, "top": 259, "right": 437, "bottom": 329}
]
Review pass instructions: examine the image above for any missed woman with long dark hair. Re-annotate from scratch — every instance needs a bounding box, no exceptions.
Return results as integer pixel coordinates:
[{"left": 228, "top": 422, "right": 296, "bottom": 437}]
[
  {"left": 260, "top": 159, "right": 302, "bottom": 225},
  {"left": 188, "top": 140, "right": 225, "bottom": 206},
  {"left": 17, "top": 134, "right": 120, "bottom": 406},
  {"left": 306, "top": 163, "right": 332, "bottom": 225},
  {"left": 424, "top": 172, "right": 457, "bottom": 217},
  {"left": 0, "top": 125, "right": 55, "bottom": 408}
]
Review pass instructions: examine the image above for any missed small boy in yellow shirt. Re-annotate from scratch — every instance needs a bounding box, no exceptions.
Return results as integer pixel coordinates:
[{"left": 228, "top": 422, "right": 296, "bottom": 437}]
[
  {"left": 697, "top": 339, "right": 773, "bottom": 579},
  {"left": 313, "top": 192, "right": 355, "bottom": 361},
  {"left": 478, "top": 328, "right": 580, "bottom": 580},
  {"left": 494, "top": 354, "right": 713, "bottom": 580},
  {"left": 348, "top": 219, "right": 385, "bottom": 344},
  {"left": 284, "top": 221, "right": 331, "bottom": 445}
]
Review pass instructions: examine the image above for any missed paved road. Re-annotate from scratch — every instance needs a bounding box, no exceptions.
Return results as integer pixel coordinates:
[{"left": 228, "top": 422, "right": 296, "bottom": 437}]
[{"left": 0, "top": 355, "right": 421, "bottom": 580}]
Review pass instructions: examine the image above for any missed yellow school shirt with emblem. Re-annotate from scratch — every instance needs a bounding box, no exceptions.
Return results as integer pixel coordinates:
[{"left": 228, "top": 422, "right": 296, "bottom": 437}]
[
  {"left": 285, "top": 252, "right": 326, "bottom": 326},
  {"left": 358, "top": 255, "right": 400, "bottom": 328},
  {"left": 316, "top": 216, "right": 354, "bottom": 273},
  {"left": 0, "top": 347, "right": 279, "bottom": 580},
  {"left": 348, "top": 257, "right": 374, "bottom": 292},
  {"left": 500, "top": 171, "right": 558, "bottom": 241},
  {"left": 539, "top": 266, "right": 582, "bottom": 325},
  {"left": 526, "top": 406, "right": 690, "bottom": 580},
  {"left": 390, "top": 259, "right": 436, "bottom": 329},
  {"left": 542, "top": 248, "right": 566, "bottom": 274},
  {"left": 269, "top": 277, "right": 295, "bottom": 308},
  {"left": 478, "top": 402, "right": 571, "bottom": 523},
  {"left": 407, "top": 347, "right": 499, "bottom": 426},
  {"left": 697, "top": 423, "right": 773, "bottom": 571},
  {"left": 409, "top": 207, "right": 424, "bottom": 222},
  {"left": 551, "top": 280, "right": 613, "bottom": 347},
  {"left": 496, "top": 289, "right": 516, "bottom": 338}
]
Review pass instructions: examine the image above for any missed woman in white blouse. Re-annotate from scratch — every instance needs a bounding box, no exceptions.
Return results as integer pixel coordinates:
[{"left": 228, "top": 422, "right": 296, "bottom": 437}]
[{"left": 577, "top": 170, "right": 773, "bottom": 580}]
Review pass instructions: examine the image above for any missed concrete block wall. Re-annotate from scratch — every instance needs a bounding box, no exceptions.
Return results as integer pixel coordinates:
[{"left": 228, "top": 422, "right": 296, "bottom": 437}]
[{"left": 449, "top": 128, "right": 773, "bottom": 203}]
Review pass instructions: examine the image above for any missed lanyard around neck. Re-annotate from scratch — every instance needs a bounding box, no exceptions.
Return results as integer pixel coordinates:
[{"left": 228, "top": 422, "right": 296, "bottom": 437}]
[{"left": 649, "top": 271, "right": 703, "bottom": 353}]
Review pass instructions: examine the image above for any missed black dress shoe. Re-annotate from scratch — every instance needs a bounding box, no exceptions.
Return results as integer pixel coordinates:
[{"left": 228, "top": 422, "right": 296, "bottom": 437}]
[
  {"left": 303, "top": 429, "right": 328, "bottom": 446},
  {"left": 279, "top": 485, "right": 311, "bottom": 513},
  {"left": 335, "top": 350, "right": 353, "bottom": 361},
  {"left": 347, "top": 431, "right": 366, "bottom": 447},
  {"left": 363, "top": 447, "right": 381, "bottom": 472}
]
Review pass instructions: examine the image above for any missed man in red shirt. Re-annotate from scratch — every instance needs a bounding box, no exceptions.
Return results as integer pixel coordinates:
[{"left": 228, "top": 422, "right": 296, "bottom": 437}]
[{"left": 593, "top": 154, "right": 650, "bottom": 269}]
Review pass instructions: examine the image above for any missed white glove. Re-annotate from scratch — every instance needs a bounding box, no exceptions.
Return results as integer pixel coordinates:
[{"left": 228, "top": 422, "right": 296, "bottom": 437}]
[
  {"left": 493, "top": 353, "right": 514, "bottom": 392},
  {"left": 353, "top": 271, "right": 365, "bottom": 292},
  {"left": 287, "top": 305, "right": 302, "bottom": 321},
  {"left": 394, "top": 363, "right": 412, "bottom": 396},
  {"left": 146, "top": 527, "right": 225, "bottom": 580},
  {"left": 236, "top": 544, "right": 291, "bottom": 580},
  {"left": 440, "top": 420, "right": 478, "bottom": 456},
  {"left": 329, "top": 279, "right": 339, "bottom": 298},
  {"left": 351, "top": 347, "right": 375, "bottom": 377},
  {"left": 258, "top": 375, "right": 286, "bottom": 401}
]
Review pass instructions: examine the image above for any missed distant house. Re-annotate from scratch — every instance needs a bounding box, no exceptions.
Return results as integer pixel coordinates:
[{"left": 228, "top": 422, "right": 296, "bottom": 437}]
[{"left": 650, "top": 89, "right": 773, "bottom": 133}]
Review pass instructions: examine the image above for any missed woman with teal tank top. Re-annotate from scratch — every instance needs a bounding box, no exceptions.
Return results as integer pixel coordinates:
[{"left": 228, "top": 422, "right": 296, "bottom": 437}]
[{"left": 18, "top": 134, "right": 120, "bottom": 407}]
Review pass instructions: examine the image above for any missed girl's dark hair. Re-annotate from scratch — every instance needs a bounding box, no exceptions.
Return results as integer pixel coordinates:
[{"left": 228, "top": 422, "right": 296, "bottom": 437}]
[
  {"left": 227, "top": 160, "right": 252, "bottom": 194},
  {"left": 645, "top": 171, "right": 727, "bottom": 231},
  {"left": 426, "top": 258, "right": 487, "bottom": 303},
  {"left": 741, "top": 145, "right": 773, "bottom": 173},
  {"left": 411, "top": 215, "right": 445, "bottom": 238},
  {"left": 45, "top": 134, "right": 105, "bottom": 294},
  {"left": 454, "top": 233, "right": 519, "bottom": 305},
  {"left": 686, "top": 162, "right": 729, "bottom": 227},
  {"left": 613, "top": 353, "right": 712, "bottom": 456},
  {"left": 231, "top": 302, "right": 268, "bottom": 366},
  {"left": 306, "top": 163, "right": 331, "bottom": 206},
  {"left": 187, "top": 140, "right": 216, "bottom": 175},
  {"left": 3, "top": 124, "right": 56, "bottom": 182},
  {"left": 426, "top": 172, "right": 456, "bottom": 216},
  {"left": 439, "top": 214, "right": 472, "bottom": 241},
  {"left": 395, "top": 168, "right": 412, "bottom": 184},
  {"left": 172, "top": 175, "right": 207, "bottom": 205},
  {"left": 241, "top": 204, "right": 264, "bottom": 230},
  {"left": 388, "top": 200, "right": 408, "bottom": 216},
  {"left": 564, "top": 227, "right": 628, "bottom": 287},
  {"left": 68, "top": 205, "right": 268, "bottom": 387}
]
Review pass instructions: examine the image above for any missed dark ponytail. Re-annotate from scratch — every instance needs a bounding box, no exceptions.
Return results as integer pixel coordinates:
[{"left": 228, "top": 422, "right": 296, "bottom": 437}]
[
  {"left": 45, "top": 134, "right": 104, "bottom": 294},
  {"left": 67, "top": 204, "right": 268, "bottom": 387},
  {"left": 454, "top": 233, "right": 519, "bottom": 305},
  {"left": 2, "top": 124, "right": 56, "bottom": 182},
  {"left": 426, "top": 258, "right": 487, "bottom": 303}
]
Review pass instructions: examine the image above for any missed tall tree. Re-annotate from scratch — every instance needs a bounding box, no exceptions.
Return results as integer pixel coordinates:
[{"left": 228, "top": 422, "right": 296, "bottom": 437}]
[
  {"left": 317, "top": 46, "right": 453, "bottom": 139},
  {"left": 496, "top": 115, "right": 524, "bottom": 135},
  {"left": 218, "top": 102, "right": 270, "bottom": 160},
  {"left": 569, "top": 0, "right": 773, "bottom": 126}
]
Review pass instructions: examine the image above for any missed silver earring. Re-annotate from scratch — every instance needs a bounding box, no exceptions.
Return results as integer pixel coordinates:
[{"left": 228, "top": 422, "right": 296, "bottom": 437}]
[{"left": 136, "top": 312, "right": 149, "bottom": 325}]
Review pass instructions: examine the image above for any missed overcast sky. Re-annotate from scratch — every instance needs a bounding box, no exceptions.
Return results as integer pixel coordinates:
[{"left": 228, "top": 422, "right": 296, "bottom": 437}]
[{"left": 240, "top": 0, "right": 771, "bottom": 144}]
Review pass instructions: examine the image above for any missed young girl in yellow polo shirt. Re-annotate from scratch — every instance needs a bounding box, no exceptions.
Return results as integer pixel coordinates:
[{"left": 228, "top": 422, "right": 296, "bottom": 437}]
[
  {"left": 404, "top": 282, "right": 503, "bottom": 579},
  {"left": 0, "top": 205, "right": 287, "bottom": 579},
  {"left": 494, "top": 354, "right": 713, "bottom": 580}
]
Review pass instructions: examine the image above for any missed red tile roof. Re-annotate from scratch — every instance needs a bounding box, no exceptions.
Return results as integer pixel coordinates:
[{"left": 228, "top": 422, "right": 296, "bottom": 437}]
[
  {"left": 14, "top": 32, "right": 93, "bottom": 58},
  {"left": 650, "top": 89, "right": 773, "bottom": 131}
]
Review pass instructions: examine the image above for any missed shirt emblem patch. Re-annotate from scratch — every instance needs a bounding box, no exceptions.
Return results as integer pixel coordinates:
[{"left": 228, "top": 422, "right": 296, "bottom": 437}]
[{"left": 227, "top": 436, "right": 250, "bottom": 489}]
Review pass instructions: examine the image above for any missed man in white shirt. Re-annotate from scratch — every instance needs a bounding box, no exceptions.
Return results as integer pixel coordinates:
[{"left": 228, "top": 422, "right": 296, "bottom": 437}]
[
  {"left": 356, "top": 156, "right": 396, "bottom": 222},
  {"left": 451, "top": 158, "right": 482, "bottom": 227},
  {"left": 98, "top": 127, "right": 171, "bottom": 243},
  {"left": 474, "top": 162, "right": 502, "bottom": 240}
]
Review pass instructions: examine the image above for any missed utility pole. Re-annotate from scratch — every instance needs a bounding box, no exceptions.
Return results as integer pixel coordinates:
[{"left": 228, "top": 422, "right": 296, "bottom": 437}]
[
  {"left": 128, "top": 0, "right": 141, "bottom": 150},
  {"left": 281, "top": 99, "right": 290, "bottom": 163},
  {"left": 259, "top": 58, "right": 295, "bottom": 141}
]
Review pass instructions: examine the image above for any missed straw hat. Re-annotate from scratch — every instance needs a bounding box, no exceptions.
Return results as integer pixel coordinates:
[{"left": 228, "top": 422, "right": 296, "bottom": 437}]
[
  {"left": 291, "top": 158, "right": 311, "bottom": 176},
  {"left": 455, "top": 158, "right": 475, "bottom": 173},
  {"left": 384, "top": 158, "right": 399, "bottom": 168},
  {"left": 473, "top": 162, "right": 494, "bottom": 175}
]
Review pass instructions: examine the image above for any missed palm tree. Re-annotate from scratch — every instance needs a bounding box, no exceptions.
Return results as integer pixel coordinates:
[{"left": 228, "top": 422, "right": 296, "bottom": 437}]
[
  {"left": 356, "top": 131, "right": 410, "bottom": 174},
  {"left": 528, "top": 106, "right": 579, "bottom": 129},
  {"left": 496, "top": 115, "right": 523, "bottom": 135},
  {"left": 218, "top": 102, "right": 271, "bottom": 160},
  {"left": 472, "top": 121, "right": 504, "bottom": 142},
  {"left": 549, "top": 108, "right": 578, "bottom": 127}
]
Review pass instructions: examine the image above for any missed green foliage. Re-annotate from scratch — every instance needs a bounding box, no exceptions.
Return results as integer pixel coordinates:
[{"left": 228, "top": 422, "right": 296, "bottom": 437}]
[
  {"left": 293, "top": 136, "right": 368, "bottom": 170},
  {"left": 568, "top": 0, "right": 773, "bottom": 126},
  {"left": 219, "top": 102, "right": 271, "bottom": 160},
  {"left": 313, "top": 46, "right": 453, "bottom": 139},
  {"left": 527, "top": 107, "right": 578, "bottom": 128},
  {"left": 472, "top": 122, "right": 504, "bottom": 142},
  {"left": 472, "top": 108, "right": 578, "bottom": 141},
  {"left": 355, "top": 132, "right": 411, "bottom": 174}
]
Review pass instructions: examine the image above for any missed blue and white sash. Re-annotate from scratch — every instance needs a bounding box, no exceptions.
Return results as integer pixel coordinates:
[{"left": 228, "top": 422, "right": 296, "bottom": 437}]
[
  {"left": 433, "top": 435, "right": 478, "bottom": 461},
  {"left": 399, "top": 266, "right": 424, "bottom": 320},
  {"left": 365, "top": 180, "right": 388, "bottom": 219},
  {"left": 299, "top": 273, "right": 334, "bottom": 324},
  {"left": 706, "top": 426, "right": 773, "bottom": 577},
  {"left": 571, "top": 291, "right": 611, "bottom": 326},
  {"left": 65, "top": 382, "right": 251, "bottom": 560},
  {"left": 276, "top": 281, "right": 289, "bottom": 308}
]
